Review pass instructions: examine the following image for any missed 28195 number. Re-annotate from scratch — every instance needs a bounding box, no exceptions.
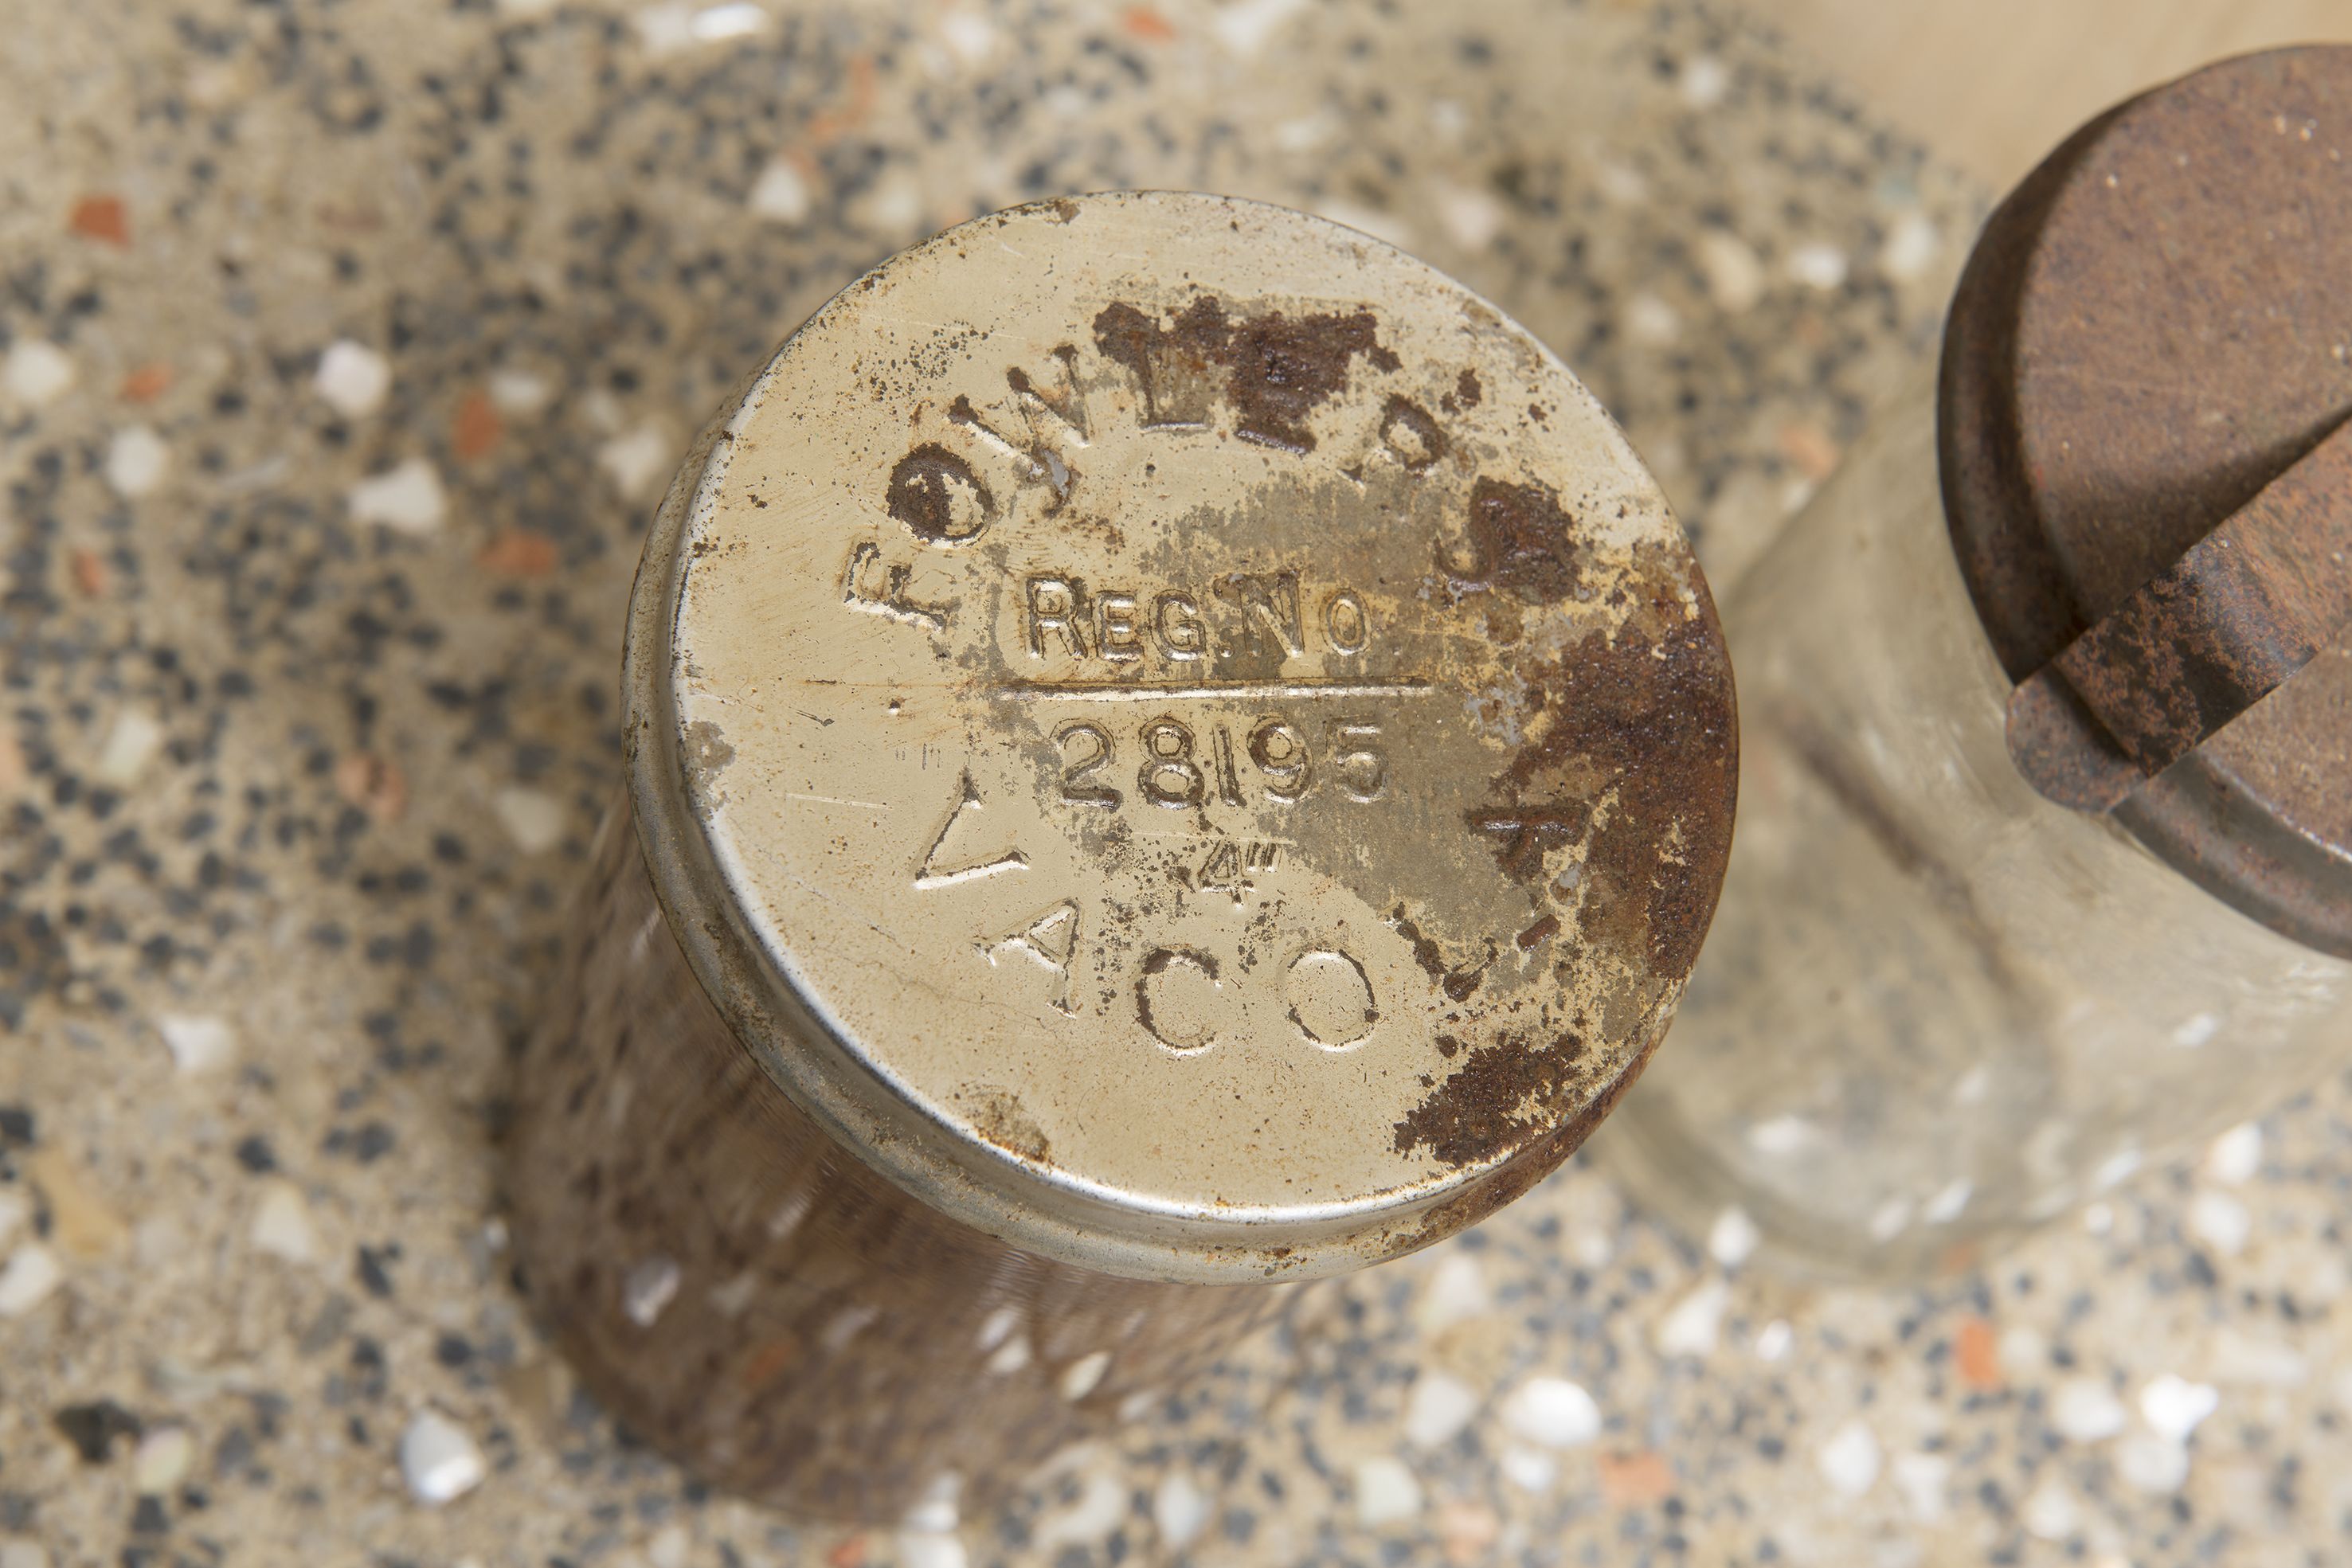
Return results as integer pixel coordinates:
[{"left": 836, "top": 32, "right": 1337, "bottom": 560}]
[{"left": 1053, "top": 716, "right": 1387, "bottom": 810}]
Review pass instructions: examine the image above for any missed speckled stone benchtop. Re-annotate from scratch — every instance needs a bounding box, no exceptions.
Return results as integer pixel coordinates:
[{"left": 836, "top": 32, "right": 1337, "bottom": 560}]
[{"left": 6, "top": 2, "right": 2342, "bottom": 1565}]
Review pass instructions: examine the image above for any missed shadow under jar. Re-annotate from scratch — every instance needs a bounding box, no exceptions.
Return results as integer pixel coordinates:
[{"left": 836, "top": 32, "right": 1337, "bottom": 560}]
[
  {"left": 504, "top": 191, "right": 1738, "bottom": 1523},
  {"left": 1605, "top": 47, "right": 2352, "bottom": 1283}
]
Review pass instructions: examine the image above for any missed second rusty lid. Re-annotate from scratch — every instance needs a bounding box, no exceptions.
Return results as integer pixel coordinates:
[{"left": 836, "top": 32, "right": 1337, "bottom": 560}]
[{"left": 1939, "top": 45, "right": 2352, "bottom": 957}]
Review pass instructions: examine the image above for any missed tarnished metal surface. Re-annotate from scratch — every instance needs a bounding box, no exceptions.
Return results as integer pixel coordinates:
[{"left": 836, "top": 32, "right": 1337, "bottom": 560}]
[
  {"left": 2006, "top": 416, "right": 2352, "bottom": 812},
  {"left": 1939, "top": 45, "right": 2352, "bottom": 954},
  {"left": 632, "top": 191, "right": 1736, "bottom": 1284}
]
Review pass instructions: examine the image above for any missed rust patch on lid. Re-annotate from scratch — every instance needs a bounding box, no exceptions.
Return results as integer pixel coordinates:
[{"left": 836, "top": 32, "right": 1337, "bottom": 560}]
[
  {"left": 1493, "top": 551, "right": 1737, "bottom": 981},
  {"left": 958, "top": 1085, "right": 1053, "bottom": 1163},
  {"left": 1447, "top": 475, "right": 1587, "bottom": 603},
  {"left": 1090, "top": 295, "right": 1399, "bottom": 452},
  {"left": 1391, "top": 1030, "right": 1585, "bottom": 1167}
]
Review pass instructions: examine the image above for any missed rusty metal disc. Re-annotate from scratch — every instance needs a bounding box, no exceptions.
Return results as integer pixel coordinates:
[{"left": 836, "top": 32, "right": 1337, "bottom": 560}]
[
  {"left": 1939, "top": 46, "right": 2352, "bottom": 956},
  {"left": 624, "top": 192, "right": 1736, "bottom": 1283}
]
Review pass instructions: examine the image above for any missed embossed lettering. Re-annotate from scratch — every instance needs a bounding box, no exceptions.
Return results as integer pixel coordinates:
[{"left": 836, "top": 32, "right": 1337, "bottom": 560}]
[
  {"left": 914, "top": 772, "right": 1029, "bottom": 890},
  {"left": 1025, "top": 577, "right": 1090, "bottom": 659},
  {"left": 1096, "top": 593, "right": 1143, "bottom": 662},
  {"left": 977, "top": 899, "right": 1082, "bottom": 1014},
  {"left": 842, "top": 540, "right": 954, "bottom": 632},
  {"left": 1153, "top": 592, "right": 1207, "bottom": 661}
]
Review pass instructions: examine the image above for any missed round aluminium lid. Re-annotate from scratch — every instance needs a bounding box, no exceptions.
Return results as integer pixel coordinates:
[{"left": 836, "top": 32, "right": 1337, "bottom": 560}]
[
  {"left": 628, "top": 191, "right": 1736, "bottom": 1282},
  {"left": 1940, "top": 46, "right": 2352, "bottom": 956}
]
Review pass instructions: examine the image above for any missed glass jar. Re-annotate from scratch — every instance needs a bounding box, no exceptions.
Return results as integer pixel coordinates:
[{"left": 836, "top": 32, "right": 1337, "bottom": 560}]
[
  {"left": 1606, "top": 376, "right": 2352, "bottom": 1281},
  {"left": 1606, "top": 47, "right": 2352, "bottom": 1283}
]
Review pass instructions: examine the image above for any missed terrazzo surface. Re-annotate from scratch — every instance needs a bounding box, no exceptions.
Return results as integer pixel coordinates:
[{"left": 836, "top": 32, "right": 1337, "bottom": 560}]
[{"left": 3, "top": 1, "right": 2348, "bottom": 1564}]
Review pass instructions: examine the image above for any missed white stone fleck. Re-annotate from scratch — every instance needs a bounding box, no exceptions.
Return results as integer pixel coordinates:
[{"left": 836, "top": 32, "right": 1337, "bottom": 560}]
[
  {"left": 598, "top": 423, "right": 673, "bottom": 499},
  {"left": 2209, "top": 1328, "right": 2306, "bottom": 1386},
  {"left": 495, "top": 0, "right": 561, "bottom": 15},
  {"left": 1154, "top": 1469, "right": 1210, "bottom": 1549},
  {"left": 488, "top": 369, "right": 554, "bottom": 417},
  {"left": 1434, "top": 186, "right": 1505, "bottom": 252},
  {"left": 0, "top": 1245, "right": 63, "bottom": 1317},
  {"left": 855, "top": 170, "right": 926, "bottom": 238},
  {"left": 1754, "top": 1320, "right": 1792, "bottom": 1362},
  {"left": 1499, "top": 1377, "right": 1600, "bottom": 1449},
  {"left": 1867, "top": 1195, "right": 1915, "bottom": 1242},
  {"left": 107, "top": 425, "right": 170, "bottom": 498},
  {"left": 1059, "top": 1349, "right": 1111, "bottom": 1401},
  {"left": 1403, "top": 1371, "right": 1480, "bottom": 1449},
  {"left": 1210, "top": 0, "right": 1306, "bottom": 55},
  {"left": 0, "top": 1191, "right": 28, "bottom": 1250},
  {"left": 974, "top": 1304, "right": 1020, "bottom": 1351},
  {"left": 645, "top": 1523, "right": 690, "bottom": 1568},
  {"left": 2204, "top": 1122, "right": 2262, "bottom": 1185},
  {"left": 348, "top": 458, "right": 448, "bottom": 535},
  {"left": 1273, "top": 113, "right": 1336, "bottom": 153},
  {"left": 314, "top": 339, "right": 392, "bottom": 418},
  {"left": 1656, "top": 1279, "right": 1728, "bottom": 1358},
  {"left": 1787, "top": 241, "right": 1849, "bottom": 291},
  {"left": 1680, "top": 54, "right": 1731, "bottom": 108},
  {"left": 897, "top": 1532, "right": 967, "bottom": 1568},
  {"left": 1922, "top": 1179, "right": 1973, "bottom": 1226},
  {"left": 1351, "top": 1455, "right": 1423, "bottom": 1527},
  {"left": 936, "top": 9, "right": 995, "bottom": 65},
  {"left": 1998, "top": 1324, "right": 2048, "bottom": 1378},
  {"left": 2115, "top": 1430, "right": 2190, "bottom": 1494},
  {"left": 2171, "top": 1012, "right": 2221, "bottom": 1048},
  {"left": 133, "top": 1426, "right": 196, "bottom": 1495},
  {"left": 2052, "top": 1377, "right": 2127, "bottom": 1442},
  {"left": 2092, "top": 1147, "right": 2142, "bottom": 1191},
  {"left": 1880, "top": 211, "right": 1940, "bottom": 281},
  {"left": 250, "top": 1180, "right": 318, "bottom": 1263},
  {"left": 495, "top": 787, "right": 568, "bottom": 854},
  {"left": 1416, "top": 1249, "right": 1490, "bottom": 1331},
  {"left": 2187, "top": 1190, "right": 2250, "bottom": 1256},
  {"left": 688, "top": 2, "right": 767, "bottom": 41},
  {"left": 1626, "top": 292, "right": 1681, "bottom": 347},
  {"left": 902, "top": 1472, "right": 961, "bottom": 1534},
  {"left": 2139, "top": 1374, "right": 2219, "bottom": 1441},
  {"left": 1891, "top": 1451, "right": 1949, "bottom": 1523},
  {"left": 1816, "top": 1419, "right": 1880, "bottom": 1497},
  {"left": 94, "top": 708, "right": 166, "bottom": 787},
  {"left": 2022, "top": 1476, "right": 2081, "bottom": 1541},
  {"left": 1706, "top": 1209, "right": 1758, "bottom": 1267},
  {"left": 1746, "top": 1114, "right": 1816, "bottom": 1156},
  {"left": 749, "top": 161, "right": 813, "bottom": 224},
  {"left": 158, "top": 1014, "right": 233, "bottom": 1074},
  {"left": 636, "top": 5, "right": 696, "bottom": 52},
  {"left": 2082, "top": 1202, "right": 2114, "bottom": 1234},
  {"left": 399, "top": 1409, "right": 487, "bottom": 1505},
  {"left": 621, "top": 1254, "right": 682, "bottom": 1328},
  {"left": 1498, "top": 1445, "right": 1555, "bottom": 1492},
  {"left": 1035, "top": 1466, "right": 1125, "bottom": 1550},
  {"left": 5, "top": 340, "right": 75, "bottom": 407},
  {"left": 1696, "top": 230, "right": 1767, "bottom": 312}
]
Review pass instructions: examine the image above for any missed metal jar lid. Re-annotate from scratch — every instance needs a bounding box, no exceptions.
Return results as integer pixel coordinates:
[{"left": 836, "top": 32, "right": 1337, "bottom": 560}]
[
  {"left": 1940, "top": 46, "right": 2352, "bottom": 957},
  {"left": 623, "top": 191, "right": 1736, "bottom": 1285}
]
